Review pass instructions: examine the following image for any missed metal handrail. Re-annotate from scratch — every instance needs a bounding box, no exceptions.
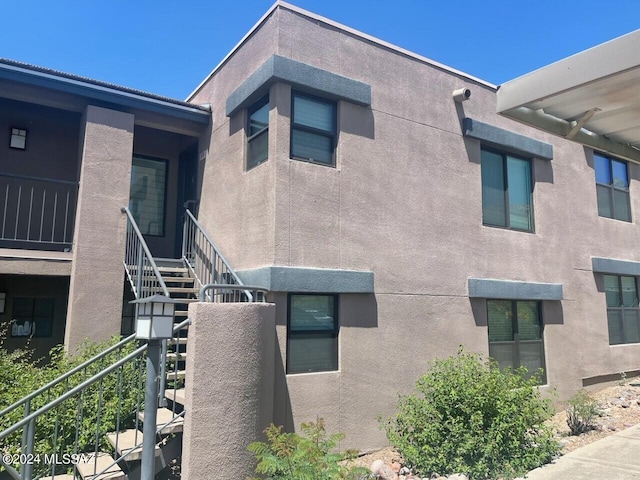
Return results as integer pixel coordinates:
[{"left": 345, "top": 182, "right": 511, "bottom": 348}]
[
  {"left": 0, "top": 172, "right": 78, "bottom": 248},
  {"left": 0, "top": 319, "right": 190, "bottom": 480},
  {"left": 198, "top": 284, "right": 268, "bottom": 303},
  {"left": 182, "top": 209, "right": 253, "bottom": 301},
  {"left": 0, "top": 332, "right": 137, "bottom": 418},
  {"left": 0, "top": 172, "right": 78, "bottom": 186},
  {"left": 121, "top": 206, "right": 170, "bottom": 298}
]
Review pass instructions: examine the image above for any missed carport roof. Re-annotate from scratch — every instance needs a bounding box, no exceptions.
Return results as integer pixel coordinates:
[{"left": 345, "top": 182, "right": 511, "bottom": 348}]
[{"left": 497, "top": 29, "right": 640, "bottom": 162}]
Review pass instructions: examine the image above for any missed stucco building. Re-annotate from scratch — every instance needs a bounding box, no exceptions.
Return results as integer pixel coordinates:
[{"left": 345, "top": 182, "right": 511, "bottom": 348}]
[{"left": 1, "top": 1, "right": 639, "bottom": 455}]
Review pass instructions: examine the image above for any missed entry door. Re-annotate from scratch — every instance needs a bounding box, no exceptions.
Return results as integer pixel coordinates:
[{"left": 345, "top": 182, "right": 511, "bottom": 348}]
[{"left": 174, "top": 143, "right": 199, "bottom": 258}]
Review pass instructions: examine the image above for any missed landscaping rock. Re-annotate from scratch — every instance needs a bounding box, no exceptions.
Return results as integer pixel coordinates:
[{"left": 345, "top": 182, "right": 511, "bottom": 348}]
[
  {"left": 378, "top": 464, "right": 398, "bottom": 480},
  {"left": 371, "top": 459, "right": 385, "bottom": 475}
]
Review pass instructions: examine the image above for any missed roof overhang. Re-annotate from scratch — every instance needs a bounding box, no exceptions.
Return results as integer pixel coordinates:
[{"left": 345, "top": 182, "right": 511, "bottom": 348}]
[
  {"left": 0, "top": 59, "right": 210, "bottom": 136},
  {"left": 497, "top": 29, "right": 640, "bottom": 163}
]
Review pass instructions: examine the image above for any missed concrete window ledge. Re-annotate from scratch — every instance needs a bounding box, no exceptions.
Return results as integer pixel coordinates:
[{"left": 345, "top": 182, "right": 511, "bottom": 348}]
[
  {"left": 468, "top": 277, "right": 563, "bottom": 301},
  {"left": 236, "top": 266, "right": 374, "bottom": 293}
]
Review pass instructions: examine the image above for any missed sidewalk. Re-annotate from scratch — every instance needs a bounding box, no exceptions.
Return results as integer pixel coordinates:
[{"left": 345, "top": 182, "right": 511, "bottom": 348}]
[{"left": 518, "top": 424, "right": 640, "bottom": 479}]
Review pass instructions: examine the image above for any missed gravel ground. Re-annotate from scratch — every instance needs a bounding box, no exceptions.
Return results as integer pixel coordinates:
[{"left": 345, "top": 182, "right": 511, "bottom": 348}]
[{"left": 349, "top": 377, "right": 640, "bottom": 470}]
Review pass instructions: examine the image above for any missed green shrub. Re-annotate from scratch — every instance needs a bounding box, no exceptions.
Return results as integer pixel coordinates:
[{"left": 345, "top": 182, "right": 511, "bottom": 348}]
[
  {"left": 566, "top": 390, "right": 599, "bottom": 435},
  {"left": 247, "top": 418, "right": 369, "bottom": 480},
  {"left": 0, "top": 334, "right": 144, "bottom": 477},
  {"left": 383, "top": 348, "right": 559, "bottom": 480}
]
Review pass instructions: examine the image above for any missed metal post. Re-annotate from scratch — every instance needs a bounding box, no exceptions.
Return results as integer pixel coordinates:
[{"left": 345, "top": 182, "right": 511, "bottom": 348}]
[
  {"left": 158, "top": 340, "right": 168, "bottom": 408},
  {"left": 140, "top": 340, "right": 160, "bottom": 480}
]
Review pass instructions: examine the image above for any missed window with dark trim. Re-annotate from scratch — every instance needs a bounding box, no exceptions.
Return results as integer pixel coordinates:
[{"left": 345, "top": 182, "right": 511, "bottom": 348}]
[
  {"left": 595, "top": 153, "right": 631, "bottom": 222},
  {"left": 290, "top": 92, "right": 336, "bottom": 166},
  {"left": 481, "top": 148, "right": 534, "bottom": 232},
  {"left": 129, "top": 156, "right": 167, "bottom": 236},
  {"left": 604, "top": 274, "right": 640, "bottom": 345},
  {"left": 11, "top": 297, "right": 55, "bottom": 338},
  {"left": 287, "top": 294, "right": 338, "bottom": 374},
  {"left": 247, "top": 95, "right": 269, "bottom": 170},
  {"left": 487, "top": 300, "right": 546, "bottom": 383}
]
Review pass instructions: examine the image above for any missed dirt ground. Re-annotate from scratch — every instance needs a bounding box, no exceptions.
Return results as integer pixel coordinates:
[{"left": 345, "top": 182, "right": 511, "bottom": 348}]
[{"left": 350, "top": 377, "right": 640, "bottom": 470}]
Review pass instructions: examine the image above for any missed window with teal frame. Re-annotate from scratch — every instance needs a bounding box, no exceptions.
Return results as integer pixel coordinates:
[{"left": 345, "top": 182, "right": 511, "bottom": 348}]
[
  {"left": 287, "top": 294, "right": 338, "bottom": 374},
  {"left": 604, "top": 274, "right": 640, "bottom": 345},
  {"left": 481, "top": 148, "right": 534, "bottom": 232},
  {"left": 594, "top": 153, "right": 631, "bottom": 222},
  {"left": 247, "top": 95, "right": 269, "bottom": 170},
  {"left": 290, "top": 92, "right": 336, "bottom": 166},
  {"left": 487, "top": 300, "right": 546, "bottom": 383}
]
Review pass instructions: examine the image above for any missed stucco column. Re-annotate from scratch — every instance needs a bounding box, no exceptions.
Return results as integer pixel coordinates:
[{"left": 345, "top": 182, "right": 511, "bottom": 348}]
[
  {"left": 65, "top": 105, "right": 134, "bottom": 351},
  {"left": 182, "top": 302, "right": 276, "bottom": 480}
]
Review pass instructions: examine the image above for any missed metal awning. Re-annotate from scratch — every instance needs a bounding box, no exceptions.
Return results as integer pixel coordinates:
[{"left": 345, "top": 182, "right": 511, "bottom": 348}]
[{"left": 497, "top": 29, "right": 640, "bottom": 162}]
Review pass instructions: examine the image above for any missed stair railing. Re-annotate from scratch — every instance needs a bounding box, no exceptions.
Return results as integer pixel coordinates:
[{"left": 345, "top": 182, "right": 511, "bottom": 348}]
[
  {"left": 182, "top": 209, "right": 256, "bottom": 302},
  {"left": 0, "top": 319, "right": 190, "bottom": 480},
  {"left": 121, "top": 207, "right": 170, "bottom": 300}
]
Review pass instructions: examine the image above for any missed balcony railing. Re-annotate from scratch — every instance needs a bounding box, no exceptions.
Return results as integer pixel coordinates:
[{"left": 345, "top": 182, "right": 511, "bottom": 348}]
[{"left": 0, "top": 173, "right": 78, "bottom": 251}]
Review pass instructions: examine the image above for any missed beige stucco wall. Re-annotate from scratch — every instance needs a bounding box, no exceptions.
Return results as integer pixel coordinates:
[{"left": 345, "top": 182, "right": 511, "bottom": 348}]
[
  {"left": 191, "top": 5, "right": 640, "bottom": 451},
  {"left": 182, "top": 302, "right": 275, "bottom": 480},
  {"left": 65, "top": 105, "right": 134, "bottom": 351}
]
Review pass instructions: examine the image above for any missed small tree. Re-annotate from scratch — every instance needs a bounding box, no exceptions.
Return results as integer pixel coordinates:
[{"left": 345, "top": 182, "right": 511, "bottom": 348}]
[
  {"left": 248, "top": 418, "right": 368, "bottom": 480},
  {"left": 383, "top": 348, "right": 559, "bottom": 480},
  {"left": 566, "top": 390, "right": 599, "bottom": 435}
]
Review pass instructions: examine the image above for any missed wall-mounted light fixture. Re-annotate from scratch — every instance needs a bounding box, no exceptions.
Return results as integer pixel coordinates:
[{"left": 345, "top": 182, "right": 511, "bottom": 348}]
[
  {"left": 10, "top": 128, "right": 27, "bottom": 150},
  {"left": 0, "top": 293, "right": 5, "bottom": 313}
]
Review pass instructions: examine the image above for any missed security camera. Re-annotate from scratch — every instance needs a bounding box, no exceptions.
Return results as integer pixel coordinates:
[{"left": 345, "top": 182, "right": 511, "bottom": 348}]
[{"left": 452, "top": 88, "right": 471, "bottom": 102}]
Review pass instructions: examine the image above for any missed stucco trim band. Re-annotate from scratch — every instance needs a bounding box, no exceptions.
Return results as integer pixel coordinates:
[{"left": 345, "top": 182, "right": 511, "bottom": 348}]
[
  {"left": 236, "top": 266, "right": 374, "bottom": 293},
  {"left": 592, "top": 257, "right": 640, "bottom": 276},
  {"left": 225, "top": 55, "right": 372, "bottom": 116},
  {"left": 462, "top": 118, "right": 553, "bottom": 160},
  {"left": 468, "top": 278, "right": 563, "bottom": 300}
]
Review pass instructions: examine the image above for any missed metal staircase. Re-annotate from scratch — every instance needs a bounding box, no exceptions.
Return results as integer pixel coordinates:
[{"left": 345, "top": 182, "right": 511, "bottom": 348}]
[{"left": 0, "top": 208, "right": 266, "bottom": 480}]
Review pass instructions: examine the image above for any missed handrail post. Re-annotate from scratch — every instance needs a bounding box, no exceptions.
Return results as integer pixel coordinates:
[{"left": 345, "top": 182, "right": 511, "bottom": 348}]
[
  {"left": 23, "top": 418, "right": 35, "bottom": 480},
  {"left": 19, "top": 400, "right": 30, "bottom": 480},
  {"left": 136, "top": 241, "right": 144, "bottom": 298},
  {"left": 158, "top": 340, "right": 168, "bottom": 408}
]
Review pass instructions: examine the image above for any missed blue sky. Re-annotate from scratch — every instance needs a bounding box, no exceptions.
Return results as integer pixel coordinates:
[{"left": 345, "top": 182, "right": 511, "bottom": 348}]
[{"left": 2, "top": 1, "right": 638, "bottom": 100}]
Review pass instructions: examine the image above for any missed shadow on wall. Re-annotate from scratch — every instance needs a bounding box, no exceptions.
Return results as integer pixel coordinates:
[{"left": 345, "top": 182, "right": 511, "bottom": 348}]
[{"left": 272, "top": 338, "right": 295, "bottom": 432}]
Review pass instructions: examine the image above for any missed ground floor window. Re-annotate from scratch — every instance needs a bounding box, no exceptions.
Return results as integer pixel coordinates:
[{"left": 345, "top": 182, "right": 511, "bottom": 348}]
[
  {"left": 487, "top": 300, "right": 546, "bottom": 383},
  {"left": 604, "top": 274, "right": 640, "bottom": 345},
  {"left": 287, "top": 294, "right": 338, "bottom": 374},
  {"left": 10, "top": 297, "right": 54, "bottom": 337}
]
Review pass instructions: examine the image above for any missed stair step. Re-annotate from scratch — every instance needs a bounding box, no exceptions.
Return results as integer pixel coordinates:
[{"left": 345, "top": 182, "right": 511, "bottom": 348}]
[
  {"left": 76, "top": 452, "right": 125, "bottom": 480},
  {"left": 167, "top": 352, "right": 187, "bottom": 361},
  {"left": 161, "top": 276, "right": 194, "bottom": 284},
  {"left": 166, "top": 370, "right": 186, "bottom": 381},
  {"left": 164, "top": 388, "right": 186, "bottom": 406},
  {"left": 106, "top": 429, "right": 160, "bottom": 462},
  {"left": 175, "top": 310, "right": 188, "bottom": 317},
  {"left": 138, "top": 407, "right": 184, "bottom": 434},
  {"left": 157, "top": 266, "right": 189, "bottom": 274},
  {"left": 41, "top": 475, "right": 76, "bottom": 480},
  {"left": 168, "top": 337, "right": 188, "bottom": 345}
]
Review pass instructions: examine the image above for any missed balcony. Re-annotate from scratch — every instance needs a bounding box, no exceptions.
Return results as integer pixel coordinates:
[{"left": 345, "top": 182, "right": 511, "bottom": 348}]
[{"left": 0, "top": 173, "right": 78, "bottom": 252}]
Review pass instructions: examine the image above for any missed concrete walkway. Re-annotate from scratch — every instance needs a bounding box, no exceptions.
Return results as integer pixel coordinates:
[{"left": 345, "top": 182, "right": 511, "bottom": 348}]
[{"left": 518, "top": 424, "right": 640, "bottom": 479}]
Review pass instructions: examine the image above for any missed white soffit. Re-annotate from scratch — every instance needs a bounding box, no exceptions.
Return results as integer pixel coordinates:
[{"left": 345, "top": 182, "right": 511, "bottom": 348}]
[{"left": 497, "top": 29, "right": 640, "bottom": 162}]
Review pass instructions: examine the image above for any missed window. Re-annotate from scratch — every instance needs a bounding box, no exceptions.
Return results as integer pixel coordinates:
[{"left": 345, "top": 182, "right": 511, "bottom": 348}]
[
  {"left": 604, "top": 275, "right": 640, "bottom": 345},
  {"left": 481, "top": 148, "right": 534, "bottom": 231},
  {"left": 10, "top": 297, "right": 55, "bottom": 337},
  {"left": 129, "top": 156, "right": 167, "bottom": 236},
  {"left": 595, "top": 153, "right": 631, "bottom": 222},
  {"left": 290, "top": 92, "right": 336, "bottom": 166},
  {"left": 287, "top": 294, "right": 338, "bottom": 374},
  {"left": 487, "top": 300, "right": 546, "bottom": 383},
  {"left": 247, "top": 95, "right": 269, "bottom": 170}
]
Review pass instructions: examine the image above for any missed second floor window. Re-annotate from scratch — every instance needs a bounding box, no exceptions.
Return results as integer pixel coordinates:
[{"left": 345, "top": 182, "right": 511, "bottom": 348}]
[
  {"left": 290, "top": 92, "right": 336, "bottom": 166},
  {"left": 595, "top": 153, "right": 631, "bottom": 222},
  {"left": 481, "top": 148, "right": 534, "bottom": 232},
  {"left": 247, "top": 96, "right": 269, "bottom": 170}
]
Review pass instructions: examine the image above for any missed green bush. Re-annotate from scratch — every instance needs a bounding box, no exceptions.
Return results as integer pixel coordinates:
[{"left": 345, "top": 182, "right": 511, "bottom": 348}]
[
  {"left": 247, "top": 418, "right": 369, "bottom": 480},
  {"left": 566, "top": 390, "right": 599, "bottom": 435},
  {"left": 0, "top": 334, "right": 144, "bottom": 477},
  {"left": 383, "top": 349, "right": 559, "bottom": 480}
]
